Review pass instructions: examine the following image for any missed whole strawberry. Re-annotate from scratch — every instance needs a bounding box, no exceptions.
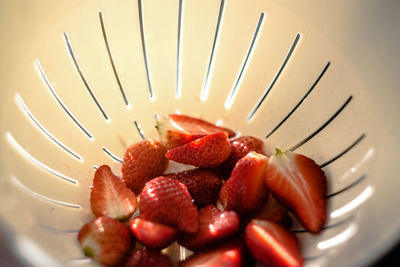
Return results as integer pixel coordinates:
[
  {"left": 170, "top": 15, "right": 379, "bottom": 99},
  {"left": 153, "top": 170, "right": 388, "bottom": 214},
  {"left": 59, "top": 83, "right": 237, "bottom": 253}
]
[
  {"left": 166, "top": 132, "right": 231, "bottom": 168},
  {"left": 78, "top": 216, "right": 133, "bottom": 265},
  {"left": 139, "top": 176, "right": 199, "bottom": 233},
  {"left": 122, "top": 139, "right": 169, "bottom": 194},
  {"left": 156, "top": 114, "right": 236, "bottom": 149},
  {"left": 165, "top": 168, "right": 223, "bottom": 207}
]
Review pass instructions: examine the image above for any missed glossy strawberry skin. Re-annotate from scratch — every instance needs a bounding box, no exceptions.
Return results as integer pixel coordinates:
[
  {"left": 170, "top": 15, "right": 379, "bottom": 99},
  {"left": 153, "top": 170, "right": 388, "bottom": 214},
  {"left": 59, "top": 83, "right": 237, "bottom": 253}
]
[
  {"left": 121, "top": 140, "right": 169, "bottom": 195},
  {"left": 130, "top": 217, "right": 178, "bottom": 249},
  {"left": 90, "top": 165, "right": 137, "bottom": 221},
  {"left": 245, "top": 219, "right": 303, "bottom": 267},
  {"left": 220, "top": 152, "right": 269, "bottom": 215},
  {"left": 124, "top": 248, "right": 174, "bottom": 267},
  {"left": 139, "top": 176, "right": 199, "bottom": 233},
  {"left": 166, "top": 132, "right": 231, "bottom": 168},
  {"left": 264, "top": 149, "right": 327, "bottom": 233},
  {"left": 78, "top": 216, "right": 133, "bottom": 266}
]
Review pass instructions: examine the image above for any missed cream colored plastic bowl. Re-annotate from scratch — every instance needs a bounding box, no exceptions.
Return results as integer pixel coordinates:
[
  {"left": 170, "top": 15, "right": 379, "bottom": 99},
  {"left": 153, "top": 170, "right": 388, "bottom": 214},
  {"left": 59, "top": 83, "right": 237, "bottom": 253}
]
[{"left": 1, "top": 0, "right": 399, "bottom": 266}]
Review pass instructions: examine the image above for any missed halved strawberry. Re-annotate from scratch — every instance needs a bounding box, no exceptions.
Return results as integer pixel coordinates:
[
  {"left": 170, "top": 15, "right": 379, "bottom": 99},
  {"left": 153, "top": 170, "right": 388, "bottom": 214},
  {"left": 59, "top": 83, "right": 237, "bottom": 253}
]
[
  {"left": 139, "top": 176, "right": 199, "bottom": 233},
  {"left": 156, "top": 114, "right": 236, "bottom": 149},
  {"left": 90, "top": 165, "right": 137, "bottom": 220},
  {"left": 122, "top": 139, "right": 169, "bottom": 195},
  {"left": 165, "top": 169, "right": 223, "bottom": 207},
  {"left": 178, "top": 205, "right": 239, "bottom": 251},
  {"left": 264, "top": 148, "right": 327, "bottom": 233},
  {"left": 253, "top": 195, "right": 292, "bottom": 228},
  {"left": 166, "top": 132, "right": 231, "bottom": 168},
  {"left": 219, "top": 152, "right": 269, "bottom": 215},
  {"left": 179, "top": 239, "right": 247, "bottom": 267},
  {"left": 129, "top": 217, "right": 178, "bottom": 249},
  {"left": 78, "top": 216, "right": 133, "bottom": 266},
  {"left": 222, "top": 136, "right": 266, "bottom": 174},
  {"left": 124, "top": 248, "right": 174, "bottom": 267},
  {"left": 245, "top": 219, "right": 303, "bottom": 267}
]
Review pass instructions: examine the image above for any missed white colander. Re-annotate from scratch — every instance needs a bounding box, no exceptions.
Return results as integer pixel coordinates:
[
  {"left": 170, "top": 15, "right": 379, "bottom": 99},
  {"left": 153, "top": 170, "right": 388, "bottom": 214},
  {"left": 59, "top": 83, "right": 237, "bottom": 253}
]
[{"left": 1, "top": 0, "right": 399, "bottom": 266}]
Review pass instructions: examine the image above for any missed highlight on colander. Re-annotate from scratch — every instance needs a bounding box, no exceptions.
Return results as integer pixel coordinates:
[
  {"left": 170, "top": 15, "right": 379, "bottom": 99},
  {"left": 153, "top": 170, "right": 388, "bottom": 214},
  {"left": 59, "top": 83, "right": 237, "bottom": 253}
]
[{"left": 0, "top": 0, "right": 399, "bottom": 266}]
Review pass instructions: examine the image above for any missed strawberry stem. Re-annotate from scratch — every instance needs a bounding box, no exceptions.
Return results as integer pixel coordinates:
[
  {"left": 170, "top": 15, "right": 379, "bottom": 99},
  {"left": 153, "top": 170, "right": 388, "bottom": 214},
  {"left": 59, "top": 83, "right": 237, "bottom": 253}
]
[{"left": 275, "top": 147, "right": 283, "bottom": 155}]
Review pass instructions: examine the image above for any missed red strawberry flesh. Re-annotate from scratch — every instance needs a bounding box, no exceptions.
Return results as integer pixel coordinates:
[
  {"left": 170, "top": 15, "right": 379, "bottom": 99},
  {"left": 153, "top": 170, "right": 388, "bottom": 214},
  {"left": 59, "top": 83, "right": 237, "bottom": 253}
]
[{"left": 124, "top": 248, "right": 174, "bottom": 267}]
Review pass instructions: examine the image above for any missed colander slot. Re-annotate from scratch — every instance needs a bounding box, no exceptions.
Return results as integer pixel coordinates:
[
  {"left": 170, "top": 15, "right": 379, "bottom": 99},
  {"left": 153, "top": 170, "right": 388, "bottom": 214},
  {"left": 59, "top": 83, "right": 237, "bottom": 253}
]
[
  {"left": 39, "top": 224, "right": 78, "bottom": 234},
  {"left": 289, "top": 95, "right": 353, "bottom": 151},
  {"left": 200, "top": 0, "right": 225, "bottom": 102},
  {"left": 99, "top": 11, "right": 130, "bottom": 107},
  {"left": 101, "top": 147, "right": 123, "bottom": 163},
  {"left": 15, "top": 94, "right": 82, "bottom": 162},
  {"left": 11, "top": 175, "right": 80, "bottom": 208},
  {"left": 134, "top": 120, "right": 146, "bottom": 140},
  {"left": 326, "top": 175, "right": 366, "bottom": 199},
  {"left": 35, "top": 60, "right": 93, "bottom": 140},
  {"left": 138, "top": 0, "right": 154, "bottom": 100},
  {"left": 176, "top": 0, "right": 184, "bottom": 98},
  {"left": 224, "top": 12, "right": 265, "bottom": 109},
  {"left": 63, "top": 32, "right": 110, "bottom": 121},
  {"left": 320, "top": 134, "right": 366, "bottom": 168},
  {"left": 265, "top": 62, "right": 331, "bottom": 138},
  {"left": 292, "top": 214, "right": 355, "bottom": 233},
  {"left": 248, "top": 33, "right": 301, "bottom": 120},
  {"left": 6, "top": 132, "right": 78, "bottom": 184}
]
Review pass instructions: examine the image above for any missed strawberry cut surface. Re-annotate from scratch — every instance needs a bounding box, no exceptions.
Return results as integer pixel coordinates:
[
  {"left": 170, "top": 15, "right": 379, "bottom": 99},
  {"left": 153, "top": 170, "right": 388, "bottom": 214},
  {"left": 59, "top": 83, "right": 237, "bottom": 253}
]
[
  {"left": 264, "top": 148, "right": 327, "bottom": 233},
  {"left": 90, "top": 165, "right": 137, "bottom": 220}
]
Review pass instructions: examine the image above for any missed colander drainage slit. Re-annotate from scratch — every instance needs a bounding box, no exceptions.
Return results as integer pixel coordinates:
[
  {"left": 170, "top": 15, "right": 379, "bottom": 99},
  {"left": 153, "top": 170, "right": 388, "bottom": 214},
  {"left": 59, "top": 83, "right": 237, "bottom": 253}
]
[
  {"left": 292, "top": 214, "right": 355, "bottom": 233},
  {"left": 101, "top": 146, "right": 123, "bottom": 163},
  {"left": 15, "top": 93, "right": 83, "bottom": 162},
  {"left": 247, "top": 33, "right": 301, "bottom": 120},
  {"left": 326, "top": 175, "right": 366, "bottom": 199},
  {"left": 137, "top": 0, "right": 154, "bottom": 100},
  {"left": 35, "top": 60, "right": 94, "bottom": 140},
  {"left": 320, "top": 134, "right": 365, "bottom": 168},
  {"left": 224, "top": 12, "right": 265, "bottom": 110},
  {"left": 6, "top": 132, "right": 78, "bottom": 184},
  {"left": 39, "top": 224, "right": 79, "bottom": 234},
  {"left": 200, "top": 0, "right": 225, "bottom": 102},
  {"left": 289, "top": 95, "right": 353, "bottom": 152},
  {"left": 265, "top": 62, "right": 331, "bottom": 139},
  {"left": 99, "top": 11, "right": 130, "bottom": 106},
  {"left": 63, "top": 32, "right": 110, "bottom": 121},
  {"left": 134, "top": 120, "right": 146, "bottom": 140},
  {"left": 11, "top": 175, "right": 81, "bottom": 209},
  {"left": 175, "top": 0, "right": 183, "bottom": 98}
]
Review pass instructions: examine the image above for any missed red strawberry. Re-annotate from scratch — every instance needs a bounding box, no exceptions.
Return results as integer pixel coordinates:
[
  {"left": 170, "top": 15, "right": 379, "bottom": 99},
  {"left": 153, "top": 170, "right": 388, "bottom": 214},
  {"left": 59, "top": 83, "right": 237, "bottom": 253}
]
[
  {"left": 219, "top": 152, "right": 269, "bottom": 215},
  {"left": 222, "top": 136, "right": 266, "bottom": 174},
  {"left": 253, "top": 195, "right": 292, "bottom": 228},
  {"left": 139, "top": 176, "right": 199, "bottom": 233},
  {"left": 165, "top": 169, "right": 223, "bottom": 207},
  {"left": 129, "top": 217, "right": 178, "bottom": 249},
  {"left": 122, "top": 139, "right": 169, "bottom": 195},
  {"left": 264, "top": 148, "right": 327, "bottom": 233},
  {"left": 166, "top": 132, "right": 231, "bottom": 168},
  {"left": 78, "top": 216, "right": 133, "bottom": 265},
  {"left": 124, "top": 248, "right": 174, "bottom": 267},
  {"left": 90, "top": 165, "right": 137, "bottom": 220},
  {"left": 245, "top": 220, "right": 303, "bottom": 267},
  {"left": 156, "top": 114, "right": 236, "bottom": 149},
  {"left": 179, "top": 239, "right": 247, "bottom": 267},
  {"left": 178, "top": 205, "right": 239, "bottom": 250}
]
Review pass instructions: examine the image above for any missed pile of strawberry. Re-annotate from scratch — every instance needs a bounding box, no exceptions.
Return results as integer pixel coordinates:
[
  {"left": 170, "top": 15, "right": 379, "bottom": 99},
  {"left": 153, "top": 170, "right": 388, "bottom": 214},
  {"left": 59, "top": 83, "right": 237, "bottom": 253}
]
[{"left": 78, "top": 114, "right": 327, "bottom": 267}]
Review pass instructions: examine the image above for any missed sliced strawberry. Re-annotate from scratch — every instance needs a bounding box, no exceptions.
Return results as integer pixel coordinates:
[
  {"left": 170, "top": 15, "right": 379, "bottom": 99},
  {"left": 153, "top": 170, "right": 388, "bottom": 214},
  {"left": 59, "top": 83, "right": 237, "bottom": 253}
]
[
  {"left": 222, "top": 136, "right": 266, "bottom": 174},
  {"left": 129, "top": 217, "right": 178, "bottom": 249},
  {"left": 124, "top": 248, "right": 174, "bottom": 267},
  {"left": 219, "top": 152, "right": 269, "bottom": 215},
  {"left": 156, "top": 114, "right": 236, "bottom": 149},
  {"left": 78, "top": 216, "right": 133, "bottom": 265},
  {"left": 139, "top": 176, "right": 199, "bottom": 233},
  {"left": 166, "top": 132, "right": 231, "bottom": 168},
  {"left": 245, "top": 219, "right": 303, "bottom": 267},
  {"left": 253, "top": 195, "right": 292, "bottom": 228},
  {"left": 179, "top": 239, "right": 247, "bottom": 267},
  {"left": 264, "top": 148, "right": 327, "bottom": 233},
  {"left": 178, "top": 205, "right": 239, "bottom": 251},
  {"left": 122, "top": 139, "right": 169, "bottom": 195},
  {"left": 165, "top": 169, "right": 223, "bottom": 207},
  {"left": 90, "top": 165, "right": 137, "bottom": 220}
]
